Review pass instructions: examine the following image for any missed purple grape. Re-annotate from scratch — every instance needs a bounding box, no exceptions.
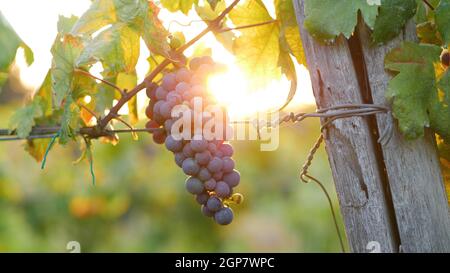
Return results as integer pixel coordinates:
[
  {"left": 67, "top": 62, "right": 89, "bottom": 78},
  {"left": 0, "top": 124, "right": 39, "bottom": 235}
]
[
  {"left": 176, "top": 67, "right": 192, "bottom": 82},
  {"left": 166, "top": 92, "right": 182, "bottom": 105},
  {"left": 206, "top": 196, "right": 222, "bottom": 212},
  {"left": 196, "top": 192, "right": 209, "bottom": 205},
  {"left": 174, "top": 152, "right": 185, "bottom": 167},
  {"left": 189, "top": 57, "right": 203, "bottom": 71},
  {"left": 191, "top": 138, "right": 208, "bottom": 153},
  {"left": 215, "top": 181, "right": 231, "bottom": 198},
  {"left": 165, "top": 135, "right": 183, "bottom": 153},
  {"left": 191, "top": 85, "right": 205, "bottom": 96},
  {"left": 185, "top": 177, "right": 204, "bottom": 195},
  {"left": 208, "top": 143, "right": 218, "bottom": 154},
  {"left": 207, "top": 157, "right": 223, "bottom": 173},
  {"left": 164, "top": 119, "right": 175, "bottom": 133},
  {"left": 155, "top": 86, "right": 168, "bottom": 100},
  {"left": 182, "top": 143, "right": 195, "bottom": 157},
  {"left": 222, "top": 157, "right": 235, "bottom": 173},
  {"left": 175, "top": 82, "right": 191, "bottom": 94},
  {"left": 204, "top": 179, "right": 216, "bottom": 191},
  {"left": 160, "top": 101, "right": 173, "bottom": 119},
  {"left": 214, "top": 207, "right": 233, "bottom": 225},
  {"left": 182, "top": 158, "right": 200, "bottom": 176},
  {"left": 198, "top": 167, "right": 212, "bottom": 181},
  {"left": 162, "top": 73, "right": 177, "bottom": 90},
  {"left": 201, "top": 205, "right": 214, "bottom": 217},
  {"left": 153, "top": 100, "right": 165, "bottom": 114},
  {"left": 152, "top": 130, "right": 167, "bottom": 145},
  {"left": 195, "top": 150, "right": 212, "bottom": 166},
  {"left": 212, "top": 171, "right": 223, "bottom": 181},
  {"left": 182, "top": 90, "right": 194, "bottom": 101},
  {"left": 220, "top": 143, "right": 234, "bottom": 157},
  {"left": 223, "top": 170, "right": 240, "bottom": 188},
  {"left": 146, "top": 82, "right": 157, "bottom": 100}
]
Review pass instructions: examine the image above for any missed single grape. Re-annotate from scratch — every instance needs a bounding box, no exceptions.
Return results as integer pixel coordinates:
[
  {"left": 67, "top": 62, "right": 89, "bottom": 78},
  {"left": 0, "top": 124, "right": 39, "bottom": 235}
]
[
  {"left": 164, "top": 119, "right": 176, "bottom": 133},
  {"left": 197, "top": 64, "right": 213, "bottom": 79},
  {"left": 145, "top": 104, "right": 154, "bottom": 119},
  {"left": 176, "top": 82, "right": 191, "bottom": 94},
  {"left": 162, "top": 73, "right": 177, "bottom": 91},
  {"left": 207, "top": 157, "right": 223, "bottom": 173},
  {"left": 153, "top": 100, "right": 165, "bottom": 114},
  {"left": 155, "top": 86, "right": 168, "bottom": 101},
  {"left": 222, "top": 157, "right": 235, "bottom": 173},
  {"left": 220, "top": 143, "right": 234, "bottom": 157},
  {"left": 200, "top": 56, "right": 214, "bottom": 65},
  {"left": 207, "top": 143, "right": 218, "bottom": 154},
  {"left": 145, "top": 120, "right": 160, "bottom": 132},
  {"left": 195, "top": 150, "right": 212, "bottom": 165},
  {"left": 159, "top": 101, "right": 173, "bottom": 119},
  {"left": 182, "top": 90, "right": 194, "bottom": 101},
  {"left": 182, "top": 143, "right": 195, "bottom": 158},
  {"left": 191, "top": 85, "right": 205, "bottom": 96},
  {"left": 152, "top": 130, "right": 167, "bottom": 144},
  {"left": 215, "top": 181, "right": 231, "bottom": 198},
  {"left": 206, "top": 196, "right": 222, "bottom": 212},
  {"left": 196, "top": 192, "right": 209, "bottom": 205},
  {"left": 166, "top": 92, "right": 182, "bottom": 105},
  {"left": 201, "top": 205, "right": 214, "bottom": 217},
  {"left": 176, "top": 67, "right": 192, "bottom": 82},
  {"left": 189, "top": 57, "right": 203, "bottom": 71},
  {"left": 204, "top": 178, "right": 217, "bottom": 191},
  {"left": 214, "top": 207, "right": 233, "bottom": 225},
  {"left": 441, "top": 49, "right": 449, "bottom": 67},
  {"left": 185, "top": 177, "right": 204, "bottom": 195},
  {"left": 223, "top": 170, "right": 240, "bottom": 188},
  {"left": 146, "top": 82, "right": 158, "bottom": 100},
  {"left": 174, "top": 152, "right": 185, "bottom": 168},
  {"left": 182, "top": 158, "right": 200, "bottom": 176},
  {"left": 165, "top": 135, "right": 183, "bottom": 153},
  {"left": 153, "top": 113, "right": 166, "bottom": 125},
  {"left": 198, "top": 167, "right": 212, "bottom": 181},
  {"left": 212, "top": 171, "right": 223, "bottom": 181},
  {"left": 191, "top": 138, "right": 208, "bottom": 153}
]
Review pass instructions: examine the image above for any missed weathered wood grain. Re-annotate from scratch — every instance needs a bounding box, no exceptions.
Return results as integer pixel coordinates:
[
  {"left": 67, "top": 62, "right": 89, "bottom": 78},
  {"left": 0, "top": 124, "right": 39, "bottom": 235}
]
[
  {"left": 293, "top": 0, "right": 399, "bottom": 252},
  {"left": 358, "top": 20, "right": 450, "bottom": 253}
]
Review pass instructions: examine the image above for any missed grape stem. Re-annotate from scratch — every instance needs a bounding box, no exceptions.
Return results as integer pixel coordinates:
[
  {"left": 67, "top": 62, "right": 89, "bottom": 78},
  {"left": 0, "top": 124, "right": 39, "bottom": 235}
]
[
  {"left": 75, "top": 69, "right": 126, "bottom": 97},
  {"left": 96, "top": 0, "right": 242, "bottom": 131}
]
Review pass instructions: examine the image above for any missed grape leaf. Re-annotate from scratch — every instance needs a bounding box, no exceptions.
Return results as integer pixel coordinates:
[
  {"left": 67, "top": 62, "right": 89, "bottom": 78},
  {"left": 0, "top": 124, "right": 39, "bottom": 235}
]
[
  {"left": 71, "top": 0, "right": 116, "bottom": 35},
  {"left": 207, "top": 0, "right": 221, "bottom": 10},
  {"left": 59, "top": 96, "right": 81, "bottom": 144},
  {"left": 229, "top": 0, "right": 281, "bottom": 86},
  {"left": 372, "top": 0, "right": 417, "bottom": 44},
  {"left": 24, "top": 138, "right": 51, "bottom": 162},
  {"left": 304, "top": 0, "right": 379, "bottom": 42},
  {"left": 431, "top": 69, "right": 450, "bottom": 142},
  {"left": 116, "top": 71, "right": 138, "bottom": 125},
  {"left": 275, "top": 0, "right": 306, "bottom": 66},
  {"left": 0, "top": 11, "right": 33, "bottom": 80},
  {"left": 195, "top": 1, "right": 234, "bottom": 52},
  {"left": 77, "top": 23, "right": 140, "bottom": 74},
  {"left": 58, "top": 15, "right": 79, "bottom": 35},
  {"left": 435, "top": 0, "right": 450, "bottom": 45},
  {"left": 385, "top": 42, "right": 442, "bottom": 139},
  {"left": 35, "top": 70, "right": 54, "bottom": 116},
  {"left": 141, "top": 1, "right": 171, "bottom": 57},
  {"left": 51, "top": 34, "right": 84, "bottom": 107},
  {"left": 416, "top": 21, "right": 443, "bottom": 45},
  {"left": 9, "top": 97, "right": 44, "bottom": 138},
  {"left": 160, "top": 0, "right": 198, "bottom": 15}
]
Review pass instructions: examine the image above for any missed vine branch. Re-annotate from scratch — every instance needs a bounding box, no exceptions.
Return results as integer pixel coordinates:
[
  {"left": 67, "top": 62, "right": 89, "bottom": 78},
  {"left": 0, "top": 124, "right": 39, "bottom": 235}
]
[
  {"left": 96, "top": 0, "right": 242, "bottom": 131},
  {"left": 422, "top": 0, "right": 435, "bottom": 10},
  {"left": 218, "top": 19, "right": 278, "bottom": 33}
]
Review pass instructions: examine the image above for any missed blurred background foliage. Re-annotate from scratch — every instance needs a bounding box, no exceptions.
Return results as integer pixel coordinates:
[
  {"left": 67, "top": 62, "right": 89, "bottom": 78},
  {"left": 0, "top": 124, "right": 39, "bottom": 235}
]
[{"left": 0, "top": 71, "right": 346, "bottom": 252}]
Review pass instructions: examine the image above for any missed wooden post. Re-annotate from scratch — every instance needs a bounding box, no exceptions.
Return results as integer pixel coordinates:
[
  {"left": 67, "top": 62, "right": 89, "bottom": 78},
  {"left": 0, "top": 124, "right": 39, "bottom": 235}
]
[{"left": 293, "top": 0, "right": 450, "bottom": 252}]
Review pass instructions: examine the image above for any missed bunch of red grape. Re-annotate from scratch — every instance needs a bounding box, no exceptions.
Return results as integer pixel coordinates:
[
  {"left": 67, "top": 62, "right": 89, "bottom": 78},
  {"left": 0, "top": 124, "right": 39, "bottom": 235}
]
[{"left": 144, "top": 56, "right": 242, "bottom": 225}]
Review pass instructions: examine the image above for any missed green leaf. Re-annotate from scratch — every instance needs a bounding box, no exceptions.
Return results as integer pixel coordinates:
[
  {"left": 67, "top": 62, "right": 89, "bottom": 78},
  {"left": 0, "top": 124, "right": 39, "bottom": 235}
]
[
  {"left": 35, "top": 70, "right": 54, "bottom": 116},
  {"left": 372, "top": 0, "right": 417, "bottom": 44},
  {"left": 229, "top": 0, "right": 281, "bottom": 86},
  {"left": 304, "top": 0, "right": 379, "bottom": 42},
  {"left": 116, "top": 71, "right": 138, "bottom": 125},
  {"left": 385, "top": 42, "right": 442, "bottom": 139},
  {"left": 59, "top": 96, "right": 81, "bottom": 144},
  {"left": 0, "top": 11, "right": 34, "bottom": 76},
  {"left": 58, "top": 15, "right": 79, "bottom": 35},
  {"left": 51, "top": 33, "right": 84, "bottom": 107},
  {"left": 416, "top": 21, "right": 443, "bottom": 45},
  {"left": 141, "top": 1, "right": 171, "bottom": 57},
  {"left": 77, "top": 23, "right": 140, "bottom": 74},
  {"left": 71, "top": 0, "right": 116, "bottom": 35},
  {"left": 277, "top": 49, "right": 298, "bottom": 111},
  {"left": 275, "top": 0, "right": 306, "bottom": 65},
  {"left": 435, "top": 0, "right": 450, "bottom": 45},
  {"left": 9, "top": 97, "right": 44, "bottom": 138}
]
